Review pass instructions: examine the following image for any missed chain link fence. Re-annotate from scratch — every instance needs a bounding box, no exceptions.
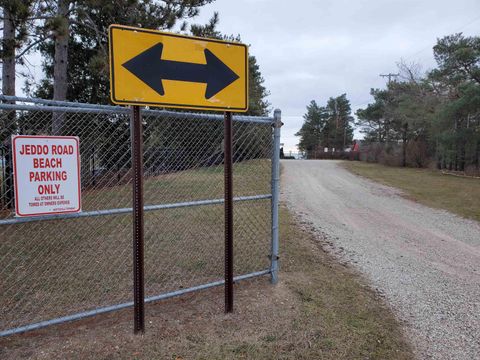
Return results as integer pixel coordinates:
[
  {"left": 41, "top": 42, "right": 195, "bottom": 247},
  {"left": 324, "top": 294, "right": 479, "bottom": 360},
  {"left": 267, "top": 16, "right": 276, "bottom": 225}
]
[{"left": 0, "top": 96, "right": 280, "bottom": 336}]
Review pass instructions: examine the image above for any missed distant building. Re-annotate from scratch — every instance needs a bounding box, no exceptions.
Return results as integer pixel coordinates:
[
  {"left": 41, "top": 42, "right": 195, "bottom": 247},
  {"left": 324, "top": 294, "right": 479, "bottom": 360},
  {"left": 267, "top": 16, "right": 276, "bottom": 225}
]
[{"left": 351, "top": 140, "right": 360, "bottom": 152}]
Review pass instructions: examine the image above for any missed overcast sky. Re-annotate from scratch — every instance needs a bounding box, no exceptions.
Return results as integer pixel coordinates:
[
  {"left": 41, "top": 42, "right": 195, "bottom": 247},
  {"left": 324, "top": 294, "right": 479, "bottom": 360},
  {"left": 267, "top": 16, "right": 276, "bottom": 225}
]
[
  {"left": 16, "top": 0, "right": 480, "bottom": 152},
  {"left": 192, "top": 0, "right": 480, "bottom": 152}
]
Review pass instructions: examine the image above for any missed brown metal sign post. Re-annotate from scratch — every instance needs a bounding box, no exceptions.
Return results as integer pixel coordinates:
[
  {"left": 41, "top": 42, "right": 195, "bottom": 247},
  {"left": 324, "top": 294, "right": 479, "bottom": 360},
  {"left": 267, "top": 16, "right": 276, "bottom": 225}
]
[
  {"left": 131, "top": 105, "right": 145, "bottom": 333},
  {"left": 224, "top": 111, "right": 234, "bottom": 313},
  {"left": 109, "top": 24, "right": 249, "bottom": 332}
]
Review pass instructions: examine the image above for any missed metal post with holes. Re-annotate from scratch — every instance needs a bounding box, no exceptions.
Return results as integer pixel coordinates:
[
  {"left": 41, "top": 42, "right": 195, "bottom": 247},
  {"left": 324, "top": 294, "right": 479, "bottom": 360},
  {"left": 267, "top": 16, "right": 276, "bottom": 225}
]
[
  {"left": 224, "top": 111, "right": 234, "bottom": 313},
  {"left": 131, "top": 105, "right": 145, "bottom": 333},
  {"left": 270, "top": 109, "right": 282, "bottom": 284}
]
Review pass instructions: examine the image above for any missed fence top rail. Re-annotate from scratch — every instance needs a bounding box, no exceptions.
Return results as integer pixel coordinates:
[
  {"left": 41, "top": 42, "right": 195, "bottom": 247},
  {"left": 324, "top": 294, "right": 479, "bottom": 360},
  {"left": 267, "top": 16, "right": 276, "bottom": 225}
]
[{"left": 0, "top": 95, "right": 274, "bottom": 124}]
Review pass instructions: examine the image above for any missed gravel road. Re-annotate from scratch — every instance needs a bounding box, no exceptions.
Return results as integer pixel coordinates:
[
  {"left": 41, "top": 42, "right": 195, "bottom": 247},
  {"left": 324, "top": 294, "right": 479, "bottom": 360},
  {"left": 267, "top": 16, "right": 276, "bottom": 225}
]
[{"left": 281, "top": 160, "right": 480, "bottom": 360}]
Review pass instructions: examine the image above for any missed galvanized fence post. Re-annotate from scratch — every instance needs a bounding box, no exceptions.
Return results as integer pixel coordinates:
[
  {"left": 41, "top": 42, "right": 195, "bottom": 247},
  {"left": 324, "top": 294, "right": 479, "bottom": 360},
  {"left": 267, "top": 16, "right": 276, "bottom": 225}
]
[{"left": 270, "top": 109, "right": 282, "bottom": 284}]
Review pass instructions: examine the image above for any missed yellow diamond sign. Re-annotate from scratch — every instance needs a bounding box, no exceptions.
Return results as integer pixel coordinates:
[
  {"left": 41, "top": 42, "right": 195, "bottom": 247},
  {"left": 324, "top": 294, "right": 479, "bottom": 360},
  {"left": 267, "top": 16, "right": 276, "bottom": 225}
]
[{"left": 109, "top": 25, "right": 249, "bottom": 112}]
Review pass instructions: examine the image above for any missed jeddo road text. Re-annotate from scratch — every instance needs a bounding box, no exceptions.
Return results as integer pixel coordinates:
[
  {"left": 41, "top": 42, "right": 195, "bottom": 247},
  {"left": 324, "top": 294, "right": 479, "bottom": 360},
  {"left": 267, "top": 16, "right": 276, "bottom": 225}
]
[
  {"left": 20, "top": 143, "right": 73, "bottom": 196},
  {"left": 12, "top": 135, "right": 81, "bottom": 217}
]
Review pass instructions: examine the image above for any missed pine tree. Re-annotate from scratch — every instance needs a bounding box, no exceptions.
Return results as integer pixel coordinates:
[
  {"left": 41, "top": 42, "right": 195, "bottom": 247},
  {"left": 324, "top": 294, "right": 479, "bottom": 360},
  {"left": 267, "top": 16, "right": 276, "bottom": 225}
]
[
  {"left": 190, "top": 12, "right": 270, "bottom": 116},
  {"left": 33, "top": 0, "right": 215, "bottom": 104},
  {"left": 296, "top": 95, "right": 354, "bottom": 157},
  {"left": 295, "top": 100, "right": 329, "bottom": 155}
]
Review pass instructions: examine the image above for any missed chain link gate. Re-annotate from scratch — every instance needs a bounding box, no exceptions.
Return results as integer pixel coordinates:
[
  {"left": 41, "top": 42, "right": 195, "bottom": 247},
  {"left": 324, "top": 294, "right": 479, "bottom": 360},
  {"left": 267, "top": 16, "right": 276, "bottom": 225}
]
[{"left": 0, "top": 96, "right": 281, "bottom": 337}]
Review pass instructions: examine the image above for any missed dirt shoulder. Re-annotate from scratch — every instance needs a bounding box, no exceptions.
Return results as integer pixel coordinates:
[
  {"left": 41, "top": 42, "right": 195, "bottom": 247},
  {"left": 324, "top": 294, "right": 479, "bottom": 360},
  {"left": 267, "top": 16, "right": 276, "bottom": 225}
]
[{"left": 0, "top": 207, "right": 413, "bottom": 359}]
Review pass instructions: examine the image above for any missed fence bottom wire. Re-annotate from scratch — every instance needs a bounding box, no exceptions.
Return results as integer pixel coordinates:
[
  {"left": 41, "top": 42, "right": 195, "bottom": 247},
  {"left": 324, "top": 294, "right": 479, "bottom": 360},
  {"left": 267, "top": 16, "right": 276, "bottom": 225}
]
[{"left": 0, "top": 269, "right": 271, "bottom": 337}]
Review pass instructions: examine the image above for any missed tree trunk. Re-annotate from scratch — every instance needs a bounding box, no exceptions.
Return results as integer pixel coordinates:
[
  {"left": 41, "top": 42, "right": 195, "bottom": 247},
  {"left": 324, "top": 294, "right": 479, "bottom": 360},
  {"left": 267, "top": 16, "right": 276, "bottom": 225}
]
[
  {"left": 52, "top": 0, "right": 70, "bottom": 135},
  {"left": 475, "top": 139, "right": 480, "bottom": 170},
  {"left": 2, "top": 7, "right": 15, "bottom": 97},
  {"left": 454, "top": 149, "right": 458, "bottom": 171},
  {"left": 459, "top": 142, "right": 466, "bottom": 172},
  {"left": 402, "top": 123, "right": 408, "bottom": 167},
  {"left": 2, "top": 6, "right": 16, "bottom": 209},
  {"left": 435, "top": 139, "right": 441, "bottom": 169}
]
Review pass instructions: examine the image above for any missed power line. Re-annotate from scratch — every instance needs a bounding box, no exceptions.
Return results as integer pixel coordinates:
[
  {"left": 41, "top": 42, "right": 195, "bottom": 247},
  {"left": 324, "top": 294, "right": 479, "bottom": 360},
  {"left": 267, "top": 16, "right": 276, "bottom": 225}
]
[
  {"left": 402, "top": 14, "right": 480, "bottom": 63},
  {"left": 380, "top": 73, "right": 400, "bottom": 84},
  {"left": 351, "top": 100, "right": 372, "bottom": 109},
  {"left": 351, "top": 74, "right": 399, "bottom": 109},
  {"left": 352, "top": 13, "right": 480, "bottom": 114}
]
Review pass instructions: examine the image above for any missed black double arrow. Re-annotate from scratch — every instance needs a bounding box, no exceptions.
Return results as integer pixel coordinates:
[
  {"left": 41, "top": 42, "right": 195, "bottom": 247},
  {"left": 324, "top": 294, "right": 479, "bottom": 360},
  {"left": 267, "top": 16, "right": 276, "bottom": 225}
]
[{"left": 122, "top": 43, "right": 240, "bottom": 99}]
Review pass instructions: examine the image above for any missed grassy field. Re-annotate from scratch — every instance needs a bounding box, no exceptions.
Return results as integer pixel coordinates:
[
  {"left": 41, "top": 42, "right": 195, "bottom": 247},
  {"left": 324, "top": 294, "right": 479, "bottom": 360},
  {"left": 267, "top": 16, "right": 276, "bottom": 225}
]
[
  {"left": 0, "top": 159, "right": 413, "bottom": 358},
  {"left": 0, "top": 160, "right": 271, "bottom": 330},
  {"left": 0, "top": 206, "right": 413, "bottom": 359},
  {"left": 342, "top": 161, "right": 480, "bottom": 222}
]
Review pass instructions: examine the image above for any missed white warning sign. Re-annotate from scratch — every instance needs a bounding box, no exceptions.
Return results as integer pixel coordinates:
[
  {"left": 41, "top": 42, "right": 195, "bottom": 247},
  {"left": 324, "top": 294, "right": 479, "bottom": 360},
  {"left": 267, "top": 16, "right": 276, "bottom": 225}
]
[{"left": 12, "top": 135, "right": 81, "bottom": 217}]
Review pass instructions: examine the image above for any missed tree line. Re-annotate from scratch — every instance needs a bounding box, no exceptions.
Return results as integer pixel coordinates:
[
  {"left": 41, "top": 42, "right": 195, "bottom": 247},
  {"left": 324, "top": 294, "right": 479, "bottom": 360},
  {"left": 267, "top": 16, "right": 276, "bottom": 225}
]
[
  {"left": 1, "top": 1, "right": 272, "bottom": 209},
  {"left": 357, "top": 33, "right": 480, "bottom": 173},
  {"left": 0, "top": 0, "right": 269, "bottom": 115},
  {"left": 295, "top": 94, "right": 354, "bottom": 158},
  {"left": 296, "top": 33, "right": 480, "bottom": 174}
]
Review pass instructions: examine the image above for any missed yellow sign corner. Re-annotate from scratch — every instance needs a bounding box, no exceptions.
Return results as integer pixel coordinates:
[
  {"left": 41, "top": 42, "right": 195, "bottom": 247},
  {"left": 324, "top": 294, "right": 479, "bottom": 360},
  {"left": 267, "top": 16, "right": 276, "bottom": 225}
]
[{"left": 109, "top": 24, "right": 249, "bottom": 112}]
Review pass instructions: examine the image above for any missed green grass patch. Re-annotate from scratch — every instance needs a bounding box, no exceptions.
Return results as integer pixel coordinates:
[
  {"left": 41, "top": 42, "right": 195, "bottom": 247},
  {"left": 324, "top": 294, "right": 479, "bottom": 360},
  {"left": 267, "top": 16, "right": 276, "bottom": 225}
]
[
  {"left": 0, "top": 160, "right": 271, "bottom": 330},
  {"left": 342, "top": 161, "right": 480, "bottom": 221},
  {"left": 80, "top": 159, "right": 271, "bottom": 211}
]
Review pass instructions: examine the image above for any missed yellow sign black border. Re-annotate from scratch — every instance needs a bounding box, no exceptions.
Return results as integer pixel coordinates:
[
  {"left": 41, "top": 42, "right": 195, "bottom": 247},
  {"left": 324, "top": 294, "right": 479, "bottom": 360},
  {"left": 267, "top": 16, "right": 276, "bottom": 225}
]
[{"left": 109, "top": 25, "right": 249, "bottom": 112}]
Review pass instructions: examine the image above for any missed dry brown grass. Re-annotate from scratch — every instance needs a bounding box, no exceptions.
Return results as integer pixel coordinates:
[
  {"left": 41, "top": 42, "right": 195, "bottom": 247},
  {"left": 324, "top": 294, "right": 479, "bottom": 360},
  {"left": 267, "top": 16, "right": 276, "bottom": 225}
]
[
  {"left": 0, "top": 207, "right": 413, "bottom": 359},
  {"left": 342, "top": 161, "right": 480, "bottom": 222}
]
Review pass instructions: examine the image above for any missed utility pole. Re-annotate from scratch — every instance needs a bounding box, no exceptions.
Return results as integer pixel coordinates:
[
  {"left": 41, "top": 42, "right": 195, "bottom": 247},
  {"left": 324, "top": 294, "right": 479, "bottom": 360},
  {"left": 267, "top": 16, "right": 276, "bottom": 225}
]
[
  {"left": 380, "top": 73, "right": 403, "bottom": 164},
  {"left": 334, "top": 98, "right": 340, "bottom": 151},
  {"left": 334, "top": 98, "right": 339, "bottom": 129},
  {"left": 380, "top": 73, "right": 399, "bottom": 84}
]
